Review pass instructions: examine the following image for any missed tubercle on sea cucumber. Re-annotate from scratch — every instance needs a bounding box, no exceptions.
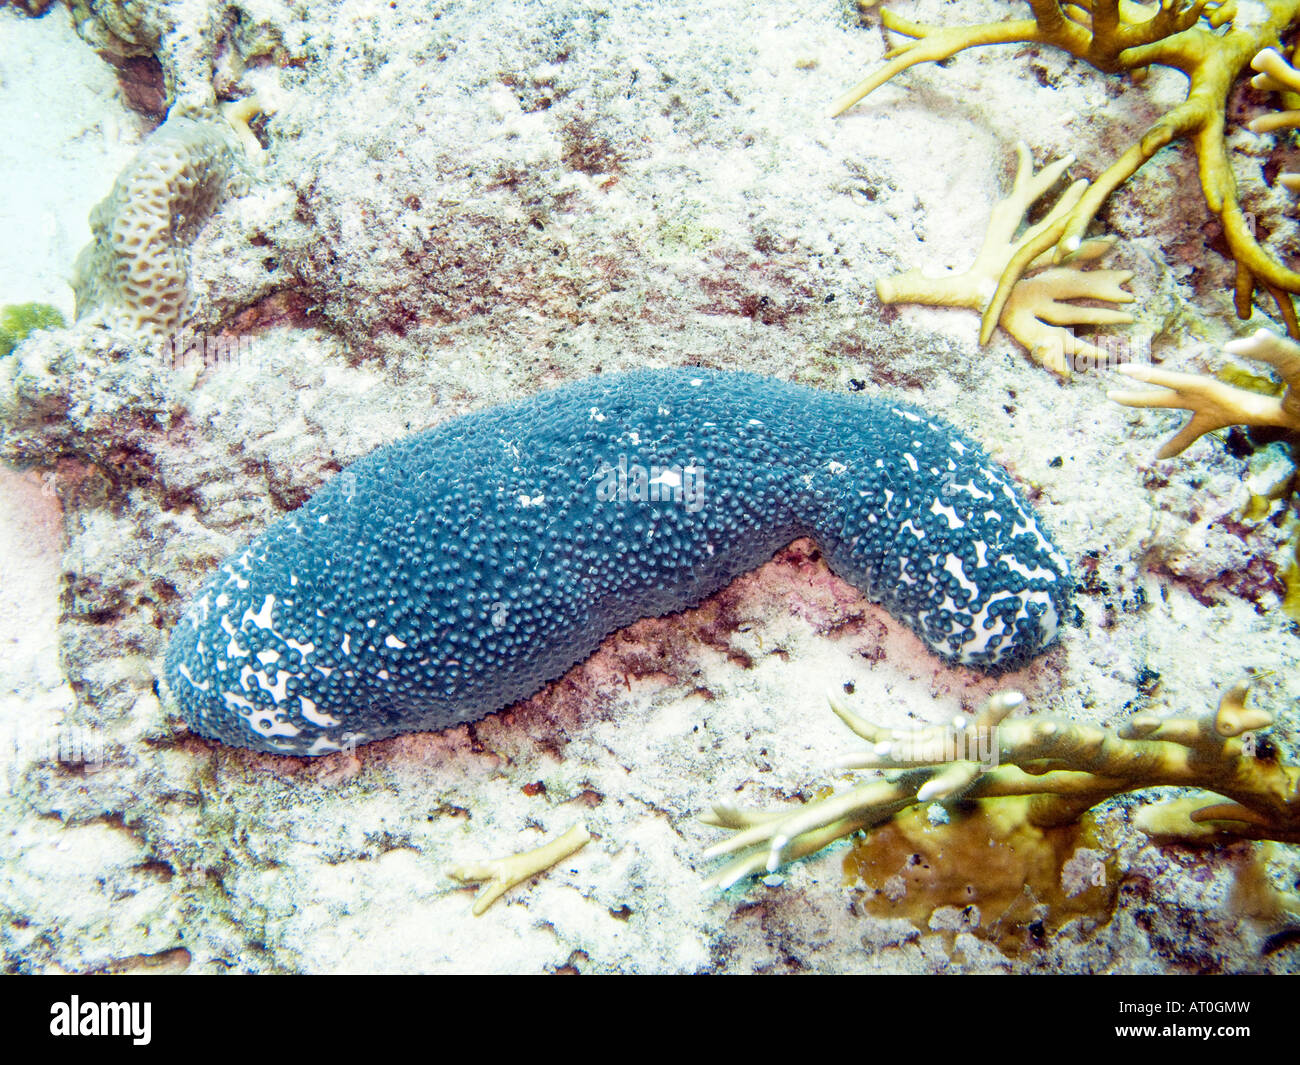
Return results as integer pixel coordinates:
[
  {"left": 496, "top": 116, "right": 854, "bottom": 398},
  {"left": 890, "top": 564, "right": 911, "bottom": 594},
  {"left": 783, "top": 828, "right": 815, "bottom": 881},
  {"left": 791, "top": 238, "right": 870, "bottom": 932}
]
[{"left": 163, "top": 369, "right": 1072, "bottom": 756}]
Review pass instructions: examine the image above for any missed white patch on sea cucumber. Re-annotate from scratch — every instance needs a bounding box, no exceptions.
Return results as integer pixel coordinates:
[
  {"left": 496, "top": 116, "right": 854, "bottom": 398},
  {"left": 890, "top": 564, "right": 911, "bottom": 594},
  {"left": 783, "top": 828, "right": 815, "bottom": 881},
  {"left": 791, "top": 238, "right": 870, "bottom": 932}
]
[
  {"left": 341, "top": 634, "right": 352, "bottom": 654},
  {"left": 248, "top": 710, "right": 300, "bottom": 739},
  {"left": 950, "top": 439, "right": 968, "bottom": 456},
  {"left": 307, "top": 737, "right": 343, "bottom": 755},
  {"left": 690, "top": 378, "right": 703, "bottom": 386},
  {"left": 943, "top": 554, "right": 981, "bottom": 601},
  {"left": 385, "top": 634, "right": 408, "bottom": 649},
  {"left": 893, "top": 408, "right": 922, "bottom": 423},
  {"left": 221, "top": 615, "right": 249, "bottom": 659},
  {"left": 244, "top": 595, "right": 276, "bottom": 631},
  {"left": 177, "top": 664, "right": 209, "bottom": 691},
  {"left": 298, "top": 695, "right": 340, "bottom": 728},
  {"left": 285, "top": 637, "right": 315, "bottom": 658},
  {"left": 929, "top": 499, "right": 964, "bottom": 529},
  {"left": 589, "top": 407, "right": 607, "bottom": 422},
  {"left": 828, "top": 460, "right": 846, "bottom": 475},
  {"left": 377, "top": 669, "right": 390, "bottom": 680},
  {"left": 903, "top": 453, "right": 919, "bottom": 473},
  {"left": 257, "top": 649, "right": 280, "bottom": 665},
  {"left": 222, "top": 690, "right": 256, "bottom": 712},
  {"left": 650, "top": 468, "right": 682, "bottom": 489},
  {"left": 948, "top": 480, "right": 994, "bottom": 501},
  {"left": 247, "top": 668, "right": 291, "bottom": 704},
  {"left": 1002, "top": 556, "right": 1059, "bottom": 583},
  {"left": 517, "top": 493, "right": 545, "bottom": 507},
  {"left": 956, "top": 597, "right": 1014, "bottom": 662}
]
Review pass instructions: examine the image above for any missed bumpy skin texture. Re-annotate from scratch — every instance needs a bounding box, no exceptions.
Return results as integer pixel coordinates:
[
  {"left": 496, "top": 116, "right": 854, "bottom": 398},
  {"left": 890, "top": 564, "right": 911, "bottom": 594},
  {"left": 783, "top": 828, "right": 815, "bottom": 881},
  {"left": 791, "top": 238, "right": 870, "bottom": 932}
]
[{"left": 165, "top": 370, "right": 1071, "bottom": 755}]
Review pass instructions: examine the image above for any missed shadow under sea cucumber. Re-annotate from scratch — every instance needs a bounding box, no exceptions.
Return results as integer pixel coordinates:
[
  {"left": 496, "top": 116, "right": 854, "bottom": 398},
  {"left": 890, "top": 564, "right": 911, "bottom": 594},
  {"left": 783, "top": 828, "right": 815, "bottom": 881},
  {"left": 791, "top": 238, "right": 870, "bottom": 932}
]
[{"left": 164, "top": 369, "right": 1072, "bottom": 755}]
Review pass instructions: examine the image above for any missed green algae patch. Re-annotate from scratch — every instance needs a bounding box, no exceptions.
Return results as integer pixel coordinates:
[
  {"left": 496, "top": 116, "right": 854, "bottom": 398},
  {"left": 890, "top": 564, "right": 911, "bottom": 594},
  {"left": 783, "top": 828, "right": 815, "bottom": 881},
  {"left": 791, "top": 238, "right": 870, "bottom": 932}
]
[{"left": 0, "top": 303, "right": 65, "bottom": 357}]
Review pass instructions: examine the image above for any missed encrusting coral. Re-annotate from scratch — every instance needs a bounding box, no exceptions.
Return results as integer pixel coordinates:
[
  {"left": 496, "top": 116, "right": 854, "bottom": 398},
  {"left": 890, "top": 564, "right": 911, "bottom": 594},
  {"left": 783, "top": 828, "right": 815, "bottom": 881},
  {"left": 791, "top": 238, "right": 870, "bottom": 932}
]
[
  {"left": 836, "top": 0, "right": 1300, "bottom": 337},
  {"left": 702, "top": 682, "right": 1300, "bottom": 890},
  {"left": 875, "top": 142, "right": 1135, "bottom": 377},
  {"left": 1109, "top": 328, "right": 1300, "bottom": 456}
]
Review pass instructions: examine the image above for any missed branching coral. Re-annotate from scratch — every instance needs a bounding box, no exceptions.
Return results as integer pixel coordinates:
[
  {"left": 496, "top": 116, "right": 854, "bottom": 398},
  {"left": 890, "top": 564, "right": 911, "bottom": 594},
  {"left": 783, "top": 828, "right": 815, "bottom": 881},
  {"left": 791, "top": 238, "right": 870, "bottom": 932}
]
[
  {"left": 1109, "top": 328, "right": 1300, "bottom": 455},
  {"left": 876, "top": 142, "right": 1135, "bottom": 376},
  {"left": 1110, "top": 328, "right": 1300, "bottom": 621},
  {"left": 1248, "top": 46, "right": 1300, "bottom": 194},
  {"left": 447, "top": 825, "right": 591, "bottom": 915},
  {"left": 836, "top": 0, "right": 1300, "bottom": 336},
  {"left": 702, "top": 684, "right": 1299, "bottom": 889}
]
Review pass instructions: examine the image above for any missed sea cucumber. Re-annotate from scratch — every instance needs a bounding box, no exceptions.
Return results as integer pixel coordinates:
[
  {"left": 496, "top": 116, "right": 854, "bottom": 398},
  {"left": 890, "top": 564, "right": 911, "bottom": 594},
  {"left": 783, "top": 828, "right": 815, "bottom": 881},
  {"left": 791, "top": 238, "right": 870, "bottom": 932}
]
[{"left": 165, "top": 369, "right": 1071, "bottom": 755}]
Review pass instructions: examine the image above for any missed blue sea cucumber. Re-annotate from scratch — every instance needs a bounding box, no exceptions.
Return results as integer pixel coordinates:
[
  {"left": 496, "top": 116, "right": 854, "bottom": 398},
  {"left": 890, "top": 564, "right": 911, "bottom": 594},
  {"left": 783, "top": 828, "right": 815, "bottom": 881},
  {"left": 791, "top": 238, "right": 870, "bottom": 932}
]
[{"left": 165, "top": 369, "right": 1071, "bottom": 755}]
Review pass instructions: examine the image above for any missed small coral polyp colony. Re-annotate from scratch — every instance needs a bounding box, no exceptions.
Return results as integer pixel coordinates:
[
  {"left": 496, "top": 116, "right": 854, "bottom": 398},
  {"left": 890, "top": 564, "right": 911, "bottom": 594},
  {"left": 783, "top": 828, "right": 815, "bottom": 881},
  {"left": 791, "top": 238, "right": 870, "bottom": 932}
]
[{"left": 72, "top": 101, "right": 262, "bottom": 337}]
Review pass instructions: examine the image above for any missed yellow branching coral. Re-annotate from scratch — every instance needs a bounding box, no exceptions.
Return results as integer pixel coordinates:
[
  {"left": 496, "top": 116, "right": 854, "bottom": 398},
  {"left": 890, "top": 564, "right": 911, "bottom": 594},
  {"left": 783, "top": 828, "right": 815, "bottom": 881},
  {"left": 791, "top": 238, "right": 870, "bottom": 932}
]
[
  {"left": 1248, "top": 47, "right": 1300, "bottom": 194},
  {"left": 836, "top": 0, "right": 1300, "bottom": 336},
  {"left": 876, "top": 142, "right": 1135, "bottom": 377},
  {"left": 702, "top": 683, "right": 1300, "bottom": 889},
  {"left": 447, "top": 824, "right": 591, "bottom": 915},
  {"left": 1109, "top": 328, "right": 1300, "bottom": 455}
]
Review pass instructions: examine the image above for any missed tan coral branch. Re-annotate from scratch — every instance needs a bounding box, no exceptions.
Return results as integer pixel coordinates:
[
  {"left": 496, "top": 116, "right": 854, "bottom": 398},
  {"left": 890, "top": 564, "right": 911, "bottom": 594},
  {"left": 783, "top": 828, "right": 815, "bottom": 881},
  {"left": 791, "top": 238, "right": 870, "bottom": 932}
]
[
  {"left": 837, "top": 0, "right": 1300, "bottom": 334},
  {"left": 447, "top": 824, "right": 591, "bottom": 915},
  {"left": 1247, "top": 47, "right": 1300, "bottom": 195},
  {"left": 702, "top": 683, "right": 1300, "bottom": 889},
  {"left": 1109, "top": 328, "right": 1300, "bottom": 456},
  {"left": 875, "top": 143, "right": 1133, "bottom": 377}
]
